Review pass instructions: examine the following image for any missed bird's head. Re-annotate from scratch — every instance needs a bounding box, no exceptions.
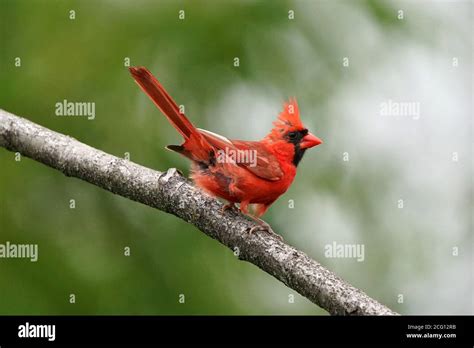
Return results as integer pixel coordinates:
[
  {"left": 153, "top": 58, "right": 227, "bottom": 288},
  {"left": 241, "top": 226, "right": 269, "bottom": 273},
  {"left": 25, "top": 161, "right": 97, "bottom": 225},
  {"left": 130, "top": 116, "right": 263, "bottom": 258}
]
[{"left": 265, "top": 99, "right": 322, "bottom": 166}]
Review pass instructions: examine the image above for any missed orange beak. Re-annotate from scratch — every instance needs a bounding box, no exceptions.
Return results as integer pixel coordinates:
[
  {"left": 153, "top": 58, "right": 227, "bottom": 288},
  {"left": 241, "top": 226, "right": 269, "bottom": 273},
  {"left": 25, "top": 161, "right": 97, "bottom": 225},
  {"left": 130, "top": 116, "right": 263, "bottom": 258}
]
[{"left": 300, "top": 132, "right": 323, "bottom": 149}]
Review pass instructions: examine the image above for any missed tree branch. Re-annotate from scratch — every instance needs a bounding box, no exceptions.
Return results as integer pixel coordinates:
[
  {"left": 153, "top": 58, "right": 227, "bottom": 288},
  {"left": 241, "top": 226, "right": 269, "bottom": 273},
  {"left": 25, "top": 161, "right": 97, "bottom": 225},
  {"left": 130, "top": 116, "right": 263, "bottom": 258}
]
[{"left": 0, "top": 109, "right": 397, "bottom": 315}]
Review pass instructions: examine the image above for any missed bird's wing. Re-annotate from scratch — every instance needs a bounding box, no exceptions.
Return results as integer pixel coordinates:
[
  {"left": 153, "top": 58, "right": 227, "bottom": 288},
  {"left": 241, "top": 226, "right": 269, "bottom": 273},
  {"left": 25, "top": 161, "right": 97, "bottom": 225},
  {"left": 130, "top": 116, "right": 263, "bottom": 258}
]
[
  {"left": 198, "top": 129, "right": 283, "bottom": 181},
  {"left": 232, "top": 140, "right": 284, "bottom": 181}
]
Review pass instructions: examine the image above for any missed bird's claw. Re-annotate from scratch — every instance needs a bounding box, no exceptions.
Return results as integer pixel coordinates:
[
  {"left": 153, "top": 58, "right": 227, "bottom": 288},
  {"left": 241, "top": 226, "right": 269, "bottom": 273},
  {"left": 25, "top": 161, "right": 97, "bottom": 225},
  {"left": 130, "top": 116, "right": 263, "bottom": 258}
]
[
  {"left": 247, "top": 224, "right": 284, "bottom": 242},
  {"left": 221, "top": 202, "right": 236, "bottom": 214}
]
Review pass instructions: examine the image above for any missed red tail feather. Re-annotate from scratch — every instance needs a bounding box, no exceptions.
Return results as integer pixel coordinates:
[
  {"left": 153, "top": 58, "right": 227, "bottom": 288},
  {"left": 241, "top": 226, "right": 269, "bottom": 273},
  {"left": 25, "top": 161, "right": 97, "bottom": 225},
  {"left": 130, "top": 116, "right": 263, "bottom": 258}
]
[{"left": 129, "top": 67, "right": 212, "bottom": 162}]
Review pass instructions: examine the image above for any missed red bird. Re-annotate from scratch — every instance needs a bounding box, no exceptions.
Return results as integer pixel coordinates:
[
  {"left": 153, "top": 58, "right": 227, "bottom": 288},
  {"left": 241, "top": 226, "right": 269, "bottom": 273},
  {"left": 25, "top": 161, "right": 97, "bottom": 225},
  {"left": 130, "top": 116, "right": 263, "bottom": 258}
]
[{"left": 129, "top": 67, "right": 322, "bottom": 239}]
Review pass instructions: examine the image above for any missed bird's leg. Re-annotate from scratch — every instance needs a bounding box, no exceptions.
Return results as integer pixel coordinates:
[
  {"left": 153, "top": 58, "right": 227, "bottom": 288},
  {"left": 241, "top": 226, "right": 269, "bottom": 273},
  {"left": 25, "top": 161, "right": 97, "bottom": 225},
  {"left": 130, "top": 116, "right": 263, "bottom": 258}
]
[
  {"left": 246, "top": 215, "right": 284, "bottom": 241},
  {"left": 239, "top": 200, "right": 250, "bottom": 215},
  {"left": 235, "top": 199, "right": 283, "bottom": 241},
  {"left": 221, "top": 202, "right": 236, "bottom": 214},
  {"left": 239, "top": 203, "right": 283, "bottom": 241}
]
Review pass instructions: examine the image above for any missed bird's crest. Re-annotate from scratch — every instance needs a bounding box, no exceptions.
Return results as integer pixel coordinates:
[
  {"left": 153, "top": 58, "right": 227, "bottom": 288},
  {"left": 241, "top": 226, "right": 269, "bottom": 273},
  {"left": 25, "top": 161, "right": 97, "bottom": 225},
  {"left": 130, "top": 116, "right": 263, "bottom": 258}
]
[{"left": 266, "top": 98, "right": 304, "bottom": 140}]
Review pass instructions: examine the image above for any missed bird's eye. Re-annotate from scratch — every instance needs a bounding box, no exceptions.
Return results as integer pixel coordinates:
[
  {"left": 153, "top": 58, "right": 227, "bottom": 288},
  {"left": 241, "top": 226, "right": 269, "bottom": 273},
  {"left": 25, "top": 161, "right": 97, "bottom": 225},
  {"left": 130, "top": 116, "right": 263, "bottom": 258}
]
[{"left": 288, "top": 131, "right": 297, "bottom": 140}]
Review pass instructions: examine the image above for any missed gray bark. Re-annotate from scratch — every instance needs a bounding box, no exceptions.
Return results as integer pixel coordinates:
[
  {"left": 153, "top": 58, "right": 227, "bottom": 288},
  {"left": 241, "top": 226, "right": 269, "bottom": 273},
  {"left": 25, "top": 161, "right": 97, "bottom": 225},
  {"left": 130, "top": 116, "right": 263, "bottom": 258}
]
[{"left": 0, "top": 109, "right": 398, "bottom": 315}]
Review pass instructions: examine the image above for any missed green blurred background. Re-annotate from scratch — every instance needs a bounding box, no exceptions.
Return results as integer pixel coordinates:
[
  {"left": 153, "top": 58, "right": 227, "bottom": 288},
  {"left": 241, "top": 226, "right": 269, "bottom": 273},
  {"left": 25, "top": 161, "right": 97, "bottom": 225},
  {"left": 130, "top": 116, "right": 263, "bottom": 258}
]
[{"left": 0, "top": 0, "right": 472, "bottom": 315}]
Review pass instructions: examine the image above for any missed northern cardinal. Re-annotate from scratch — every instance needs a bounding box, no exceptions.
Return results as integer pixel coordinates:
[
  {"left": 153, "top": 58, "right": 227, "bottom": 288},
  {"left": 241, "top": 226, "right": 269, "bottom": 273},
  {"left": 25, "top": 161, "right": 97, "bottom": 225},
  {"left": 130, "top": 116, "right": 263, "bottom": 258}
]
[{"left": 129, "top": 67, "right": 322, "bottom": 239}]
